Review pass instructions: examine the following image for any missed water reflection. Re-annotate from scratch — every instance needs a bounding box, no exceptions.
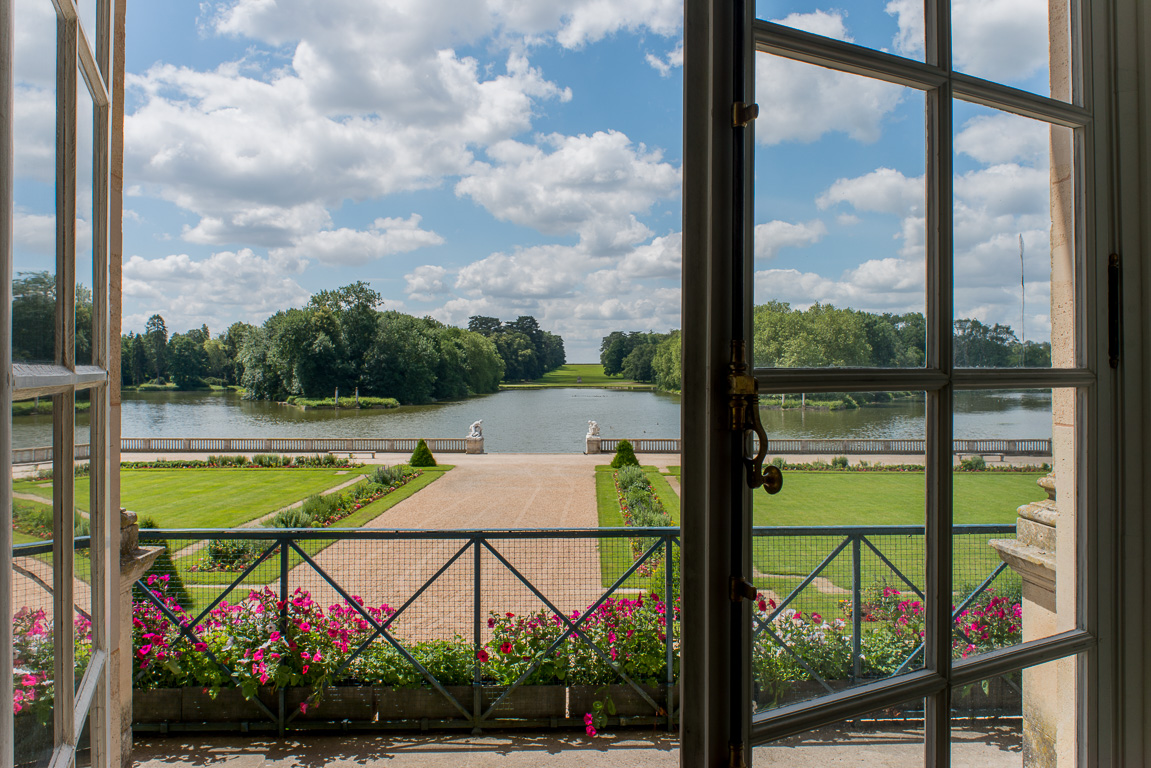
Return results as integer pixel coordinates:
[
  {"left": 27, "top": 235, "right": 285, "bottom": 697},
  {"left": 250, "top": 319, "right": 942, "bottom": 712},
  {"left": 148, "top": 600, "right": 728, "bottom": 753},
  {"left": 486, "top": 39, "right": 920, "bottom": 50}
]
[{"left": 12, "top": 389, "right": 1053, "bottom": 452}]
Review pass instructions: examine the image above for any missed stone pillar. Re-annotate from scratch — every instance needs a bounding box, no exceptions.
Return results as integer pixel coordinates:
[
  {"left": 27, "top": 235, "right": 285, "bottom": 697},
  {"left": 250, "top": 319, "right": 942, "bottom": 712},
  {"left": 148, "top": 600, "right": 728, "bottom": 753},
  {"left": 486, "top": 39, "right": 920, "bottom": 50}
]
[
  {"left": 113, "top": 510, "right": 163, "bottom": 768},
  {"left": 990, "top": 476, "right": 1067, "bottom": 768},
  {"left": 465, "top": 436, "right": 484, "bottom": 454},
  {"left": 585, "top": 435, "right": 602, "bottom": 455}
]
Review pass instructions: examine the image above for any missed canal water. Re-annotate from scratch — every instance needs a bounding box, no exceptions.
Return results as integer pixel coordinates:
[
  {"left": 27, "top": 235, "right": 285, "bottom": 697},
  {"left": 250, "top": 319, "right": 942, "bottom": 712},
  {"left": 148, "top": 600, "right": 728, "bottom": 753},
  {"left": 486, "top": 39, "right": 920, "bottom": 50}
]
[{"left": 12, "top": 389, "right": 1052, "bottom": 453}]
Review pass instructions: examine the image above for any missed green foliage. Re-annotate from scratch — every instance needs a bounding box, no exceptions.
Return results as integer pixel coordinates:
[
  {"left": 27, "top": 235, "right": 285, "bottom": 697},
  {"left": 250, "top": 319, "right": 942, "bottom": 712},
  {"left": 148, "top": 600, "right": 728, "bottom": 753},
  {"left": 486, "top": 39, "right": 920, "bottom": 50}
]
[
  {"left": 136, "top": 516, "right": 193, "bottom": 609},
  {"left": 610, "top": 439, "right": 640, "bottom": 468},
  {"left": 269, "top": 506, "right": 315, "bottom": 529},
  {"left": 959, "top": 454, "right": 987, "bottom": 471},
  {"left": 252, "top": 453, "right": 287, "bottom": 468},
  {"left": 831, "top": 455, "right": 849, "bottom": 469},
  {"left": 468, "top": 315, "right": 564, "bottom": 382},
  {"left": 409, "top": 439, "right": 437, "bottom": 467},
  {"left": 370, "top": 465, "right": 409, "bottom": 486}
]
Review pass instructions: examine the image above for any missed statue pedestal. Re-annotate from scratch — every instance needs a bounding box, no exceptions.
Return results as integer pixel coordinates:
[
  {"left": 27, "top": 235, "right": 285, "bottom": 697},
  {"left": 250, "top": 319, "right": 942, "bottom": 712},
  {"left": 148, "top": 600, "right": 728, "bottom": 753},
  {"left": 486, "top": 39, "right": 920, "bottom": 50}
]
[
  {"left": 116, "top": 510, "right": 164, "bottom": 768},
  {"left": 465, "top": 436, "right": 485, "bottom": 454},
  {"left": 585, "top": 436, "right": 602, "bottom": 455},
  {"left": 989, "top": 475, "right": 1067, "bottom": 768}
]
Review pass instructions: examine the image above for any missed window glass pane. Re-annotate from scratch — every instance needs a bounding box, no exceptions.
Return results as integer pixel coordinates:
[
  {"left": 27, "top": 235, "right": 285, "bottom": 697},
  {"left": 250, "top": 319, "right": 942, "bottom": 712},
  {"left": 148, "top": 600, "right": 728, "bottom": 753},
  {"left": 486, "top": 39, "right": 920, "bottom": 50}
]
[
  {"left": 74, "top": 392, "right": 93, "bottom": 694},
  {"left": 952, "top": 388, "right": 1076, "bottom": 659},
  {"left": 753, "top": 54, "right": 925, "bottom": 369},
  {"left": 77, "top": 68, "right": 96, "bottom": 367},
  {"left": 952, "top": 103, "right": 1074, "bottom": 368},
  {"left": 755, "top": 2, "right": 925, "bottom": 63},
  {"left": 752, "top": 392, "right": 925, "bottom": 713},
  {"left": 12, "top": 400, "right": 57, "bottom": 767},
  {"left": 952, "top": 0, "right": 1072, "bottom": 103},
  {"left": 951, "top": 655, "right": 1079, "bottom": 767},
  {"left": 78, "top": 0, "right": 98, "bottom": 59},
  {"left": 755, "top": 699, "right": 925, "bottom": 762},
  {"left": 12, "top": 0, "right": 57, "bottom": 365}
]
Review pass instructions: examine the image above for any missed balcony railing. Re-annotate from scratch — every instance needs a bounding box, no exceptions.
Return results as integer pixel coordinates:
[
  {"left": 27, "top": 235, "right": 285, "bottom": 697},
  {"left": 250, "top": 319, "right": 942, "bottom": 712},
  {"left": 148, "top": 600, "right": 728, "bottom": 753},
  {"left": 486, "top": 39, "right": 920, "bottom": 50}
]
[{"left": 11, "top": 524, "right": 1017, "bottom": 734}]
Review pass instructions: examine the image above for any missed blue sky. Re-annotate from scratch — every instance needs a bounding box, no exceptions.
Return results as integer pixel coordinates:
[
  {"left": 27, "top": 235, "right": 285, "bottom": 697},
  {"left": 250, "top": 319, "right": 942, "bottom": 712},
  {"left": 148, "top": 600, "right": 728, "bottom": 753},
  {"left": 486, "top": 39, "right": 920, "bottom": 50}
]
[{"left": 13, "top": 0, "right": 1057, "bottom": 361}]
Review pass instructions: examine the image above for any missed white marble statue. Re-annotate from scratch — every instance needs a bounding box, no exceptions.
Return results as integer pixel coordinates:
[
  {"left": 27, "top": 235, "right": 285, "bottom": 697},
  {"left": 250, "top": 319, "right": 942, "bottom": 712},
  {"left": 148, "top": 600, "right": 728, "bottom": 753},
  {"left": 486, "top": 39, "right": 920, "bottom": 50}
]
[
  {"left": 587, "top": 420, "right": 600, "bottom": 437},
  {"left": 468, "top": 420, "right": 483, "bottom": 438}
]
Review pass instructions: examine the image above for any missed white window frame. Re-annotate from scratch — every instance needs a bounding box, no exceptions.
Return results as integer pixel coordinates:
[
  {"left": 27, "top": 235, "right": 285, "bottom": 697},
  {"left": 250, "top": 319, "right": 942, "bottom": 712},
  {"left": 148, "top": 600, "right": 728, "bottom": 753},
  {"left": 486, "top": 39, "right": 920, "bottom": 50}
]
[
  {"left": 1, "top": 1, "right": 118, "bottom": 766},
  {"left": 680, "top": 0, "right": 1147, "bottom": 764}
]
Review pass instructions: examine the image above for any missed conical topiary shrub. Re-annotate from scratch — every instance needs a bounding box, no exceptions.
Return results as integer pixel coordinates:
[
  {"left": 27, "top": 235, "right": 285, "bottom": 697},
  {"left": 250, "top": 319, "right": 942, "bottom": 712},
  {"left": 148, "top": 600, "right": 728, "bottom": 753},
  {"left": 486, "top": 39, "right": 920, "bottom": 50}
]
[
  {"left": 410, "top": 439, "right": 437, "bottom": 467},
  {"left": 611, "top": 439, "right": 640, "bottom": 468}
]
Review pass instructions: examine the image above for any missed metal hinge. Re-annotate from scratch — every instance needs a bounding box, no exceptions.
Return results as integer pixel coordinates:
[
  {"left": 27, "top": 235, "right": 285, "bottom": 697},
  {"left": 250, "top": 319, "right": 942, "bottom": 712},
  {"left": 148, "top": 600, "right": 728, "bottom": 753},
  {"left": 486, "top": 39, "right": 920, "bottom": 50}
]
[
  {"left": 729, "top": 743, "right": 747, "bottom": 768},
  {"left": 1108, "top": 253, "right": 1121, "bottom": 369},
  {"left": 730, "top": 576, "right": 758, "bottom": 603},
  {"left": 732, "top": 101, "right": 759, "bottom": 128},
  {"left": 728, "top": 341, "right": 783, "bottom": 494}
]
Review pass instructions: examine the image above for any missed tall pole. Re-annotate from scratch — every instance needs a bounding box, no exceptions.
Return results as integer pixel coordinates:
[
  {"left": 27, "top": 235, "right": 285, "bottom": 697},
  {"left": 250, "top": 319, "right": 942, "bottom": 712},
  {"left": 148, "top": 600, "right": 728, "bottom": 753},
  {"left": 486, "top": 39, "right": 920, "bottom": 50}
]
[{"left": 1019, "top": 234, "right": 1025, "bottom": 366}]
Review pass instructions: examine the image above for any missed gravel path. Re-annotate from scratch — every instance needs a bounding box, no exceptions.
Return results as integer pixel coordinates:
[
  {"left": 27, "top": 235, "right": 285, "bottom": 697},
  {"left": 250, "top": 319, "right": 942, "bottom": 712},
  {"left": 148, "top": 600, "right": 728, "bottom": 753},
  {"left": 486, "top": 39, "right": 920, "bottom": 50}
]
[{"left": 286, "top": 454, "right": 671, "bottom": 641}]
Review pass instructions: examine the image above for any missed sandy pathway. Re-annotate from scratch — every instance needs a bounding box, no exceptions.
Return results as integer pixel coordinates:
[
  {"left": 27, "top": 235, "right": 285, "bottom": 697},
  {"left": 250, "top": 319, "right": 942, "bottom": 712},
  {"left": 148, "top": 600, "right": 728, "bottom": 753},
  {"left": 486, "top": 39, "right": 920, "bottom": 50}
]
[{"left": 285, "top": 454, "right": 642, "bottom": 641}]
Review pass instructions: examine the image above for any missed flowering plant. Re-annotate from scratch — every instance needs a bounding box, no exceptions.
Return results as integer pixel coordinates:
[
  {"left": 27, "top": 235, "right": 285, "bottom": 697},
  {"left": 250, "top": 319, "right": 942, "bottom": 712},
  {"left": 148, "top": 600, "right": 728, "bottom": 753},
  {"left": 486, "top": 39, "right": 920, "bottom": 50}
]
[{"left": 12, "top": 607, "right": 93, "bottom": 724}]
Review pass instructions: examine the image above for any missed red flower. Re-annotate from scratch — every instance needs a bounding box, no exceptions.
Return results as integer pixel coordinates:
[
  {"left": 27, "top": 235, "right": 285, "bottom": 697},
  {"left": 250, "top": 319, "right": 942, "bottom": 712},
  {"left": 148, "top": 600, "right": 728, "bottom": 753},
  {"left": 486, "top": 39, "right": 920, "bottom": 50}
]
[
  {"left": 500, "top": 642, "right": 513, "bottom": 654},
  {"left": 476, "top": 649, "right": 489, "bottom": 663}
]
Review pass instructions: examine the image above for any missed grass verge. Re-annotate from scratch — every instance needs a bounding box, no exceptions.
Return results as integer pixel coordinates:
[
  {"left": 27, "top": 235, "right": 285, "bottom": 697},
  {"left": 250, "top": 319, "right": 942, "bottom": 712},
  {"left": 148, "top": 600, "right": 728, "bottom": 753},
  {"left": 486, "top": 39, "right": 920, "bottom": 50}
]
[{"left": 501, "top": 363, "right": 654, "bottom": 389}]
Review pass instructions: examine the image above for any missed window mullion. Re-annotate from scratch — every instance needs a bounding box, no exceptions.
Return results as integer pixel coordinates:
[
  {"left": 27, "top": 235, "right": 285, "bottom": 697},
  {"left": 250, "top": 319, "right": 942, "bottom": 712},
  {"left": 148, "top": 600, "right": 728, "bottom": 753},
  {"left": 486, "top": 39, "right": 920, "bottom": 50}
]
[
  {"left": 53, "top": 10, "right": 79, "bottom": 754},
  {"left": 925, "top": 0, "right": 954, "bottom": 765}
]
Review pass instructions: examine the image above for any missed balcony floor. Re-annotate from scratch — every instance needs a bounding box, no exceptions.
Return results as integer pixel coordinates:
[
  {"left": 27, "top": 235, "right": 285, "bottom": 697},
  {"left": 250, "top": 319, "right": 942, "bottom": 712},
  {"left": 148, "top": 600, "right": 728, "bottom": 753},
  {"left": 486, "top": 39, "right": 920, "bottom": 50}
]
[{"left": 133, "top": 722, "right": 1021, "bottom": 766}]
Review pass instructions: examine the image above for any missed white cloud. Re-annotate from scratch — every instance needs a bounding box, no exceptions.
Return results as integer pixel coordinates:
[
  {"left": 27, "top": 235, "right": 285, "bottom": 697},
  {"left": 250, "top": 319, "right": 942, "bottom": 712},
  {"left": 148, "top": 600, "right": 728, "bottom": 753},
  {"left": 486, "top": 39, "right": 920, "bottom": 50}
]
[
  {"left": 455, "top": 244, "right": 590, "bottom": 299},
  {"left": 756, "top": 12, "right": 905, "bottom": 145},
  {"left": 455, "top": 130, "right": 680, "bottom": 253},
  {"left": 122, "top": 249, "right": 310, "bottom": 332},
  {"left": 125, "top": 49, "right": 568, "bottom": 247},
  {"left": 754, "top": 220, "right": 828, "bottom": 262},
  {"left": 887, "top": 0, "right": 1048, "bottom": 82},
  {"left": 817, "top": 168, "right": 924, "bottom": 216},
  {"left": 755, "top": 256, "right": 925, "bottom": 316},
  {"left": 646, "top": 40, "right": 684, "bottom": 76},
  {"left": 956, "top": 114, "right": 1049, "bottom": 165},
  {"left": 615, "top": 232, "right": 681, "bottom": 278},
  {"left": 405, "top": 265, "right": 450, "bottom": 301},
  {"left": 270, "top": 215, "right": 444, "bottom": 267}
]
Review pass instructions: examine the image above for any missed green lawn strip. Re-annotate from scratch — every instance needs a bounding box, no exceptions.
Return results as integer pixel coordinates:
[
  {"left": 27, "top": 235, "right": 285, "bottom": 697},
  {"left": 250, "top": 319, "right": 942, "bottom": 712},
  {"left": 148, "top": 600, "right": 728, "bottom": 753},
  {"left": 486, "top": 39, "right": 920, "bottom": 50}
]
[
  {"left": 595, "top": 465, "right": 673, "bottom": 590},
  {"left": 500, "top": 363, "right": 653, "bottom": 389},
  {"left": 750, "top": 471, "right": 1041, "bottom": 599},
  {"left": 643, "top": 468, "right": 681, "bottom": 523},
  {"left": 170, "top": 467, "right": 451, "bottom": 589},
  {"left": 17, "top": 468, "right": 373, "bottom": 528},
  {"left": 663, "top": 466, "right": 680, "bottom": 477}
]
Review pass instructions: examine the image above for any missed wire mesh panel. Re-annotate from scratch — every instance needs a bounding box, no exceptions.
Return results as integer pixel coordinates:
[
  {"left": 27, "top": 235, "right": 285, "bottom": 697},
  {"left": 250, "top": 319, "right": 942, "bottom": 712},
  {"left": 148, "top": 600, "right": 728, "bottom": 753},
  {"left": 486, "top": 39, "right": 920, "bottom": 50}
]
[{"left": 122, "top": 525, "right": 1005, "bottom": 732}]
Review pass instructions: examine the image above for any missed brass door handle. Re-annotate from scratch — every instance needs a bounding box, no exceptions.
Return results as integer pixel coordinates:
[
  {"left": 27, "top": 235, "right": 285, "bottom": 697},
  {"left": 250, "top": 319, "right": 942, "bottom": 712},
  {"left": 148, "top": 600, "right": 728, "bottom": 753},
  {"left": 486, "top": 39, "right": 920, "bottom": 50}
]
[{"left": 727, "top": 341, "right": 783, "bottom": 495}]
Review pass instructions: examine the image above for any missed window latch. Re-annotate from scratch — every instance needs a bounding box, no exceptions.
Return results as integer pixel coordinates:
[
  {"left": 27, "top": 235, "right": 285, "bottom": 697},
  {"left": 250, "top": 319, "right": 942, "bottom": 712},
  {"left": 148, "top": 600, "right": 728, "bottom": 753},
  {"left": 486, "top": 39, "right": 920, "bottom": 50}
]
[
  {"left": 728, "top": 340, "right": 783, "bottom": 494},
  {"left": 732, "top": 101, "right": 759, "bottom": 128}
]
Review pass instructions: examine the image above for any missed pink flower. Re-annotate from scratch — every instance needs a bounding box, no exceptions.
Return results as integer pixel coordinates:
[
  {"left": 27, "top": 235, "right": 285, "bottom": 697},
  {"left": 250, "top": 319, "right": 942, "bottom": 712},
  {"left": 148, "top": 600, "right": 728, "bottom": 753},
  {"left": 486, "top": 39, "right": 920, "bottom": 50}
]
[
  {"left": 194, "top": 642, "right": 208, "bottom": 652},
  {"left": 21, "top": 674, "right": 38, "bottom": 687},
  {"left": 487, "top": 618, "right": 496, "bottom": 628},
  {"left": 300, "top": 702, "right": 308, "bottom": 714},
  {"left": 138, "top": 644, "right": 153, "bottom": 657},
  {"left": 269, "top": 632, "right": 281, "bottom": 642},
  {"left": 302, "top": 665, "right": 310, "bottom": 674},
  {"left": 476, "top": 650, "right": 489, "bottom": 663}
]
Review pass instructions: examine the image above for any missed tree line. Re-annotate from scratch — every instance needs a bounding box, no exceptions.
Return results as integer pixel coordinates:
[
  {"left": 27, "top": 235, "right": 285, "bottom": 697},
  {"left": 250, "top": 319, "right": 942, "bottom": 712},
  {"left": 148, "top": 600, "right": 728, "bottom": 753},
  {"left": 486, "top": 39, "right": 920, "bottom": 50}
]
[
  {"left": 600, "top": 302, "right": 1051, "bottom": 392},
  {"left": 118, "top": 281, "right": 565, "bottom": 404}
]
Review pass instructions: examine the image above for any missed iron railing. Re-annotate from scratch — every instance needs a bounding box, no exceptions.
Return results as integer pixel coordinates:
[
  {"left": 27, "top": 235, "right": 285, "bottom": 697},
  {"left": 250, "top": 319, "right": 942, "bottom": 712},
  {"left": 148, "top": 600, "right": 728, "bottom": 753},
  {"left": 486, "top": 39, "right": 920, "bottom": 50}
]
[
  {"left": 596, "top": 438, "right": 1052, "bottom": 456},
  {"left": 9, "top": 525, "right": 1018, "bottom": 733}
]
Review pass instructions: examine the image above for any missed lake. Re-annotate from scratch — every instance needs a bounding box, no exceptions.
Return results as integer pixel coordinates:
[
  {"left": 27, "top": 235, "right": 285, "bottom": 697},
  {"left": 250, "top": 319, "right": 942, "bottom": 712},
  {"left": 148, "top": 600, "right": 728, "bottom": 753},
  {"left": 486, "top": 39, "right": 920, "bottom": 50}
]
[{"left": 11, "top": 389, "right": 1053, "bottom": 453}]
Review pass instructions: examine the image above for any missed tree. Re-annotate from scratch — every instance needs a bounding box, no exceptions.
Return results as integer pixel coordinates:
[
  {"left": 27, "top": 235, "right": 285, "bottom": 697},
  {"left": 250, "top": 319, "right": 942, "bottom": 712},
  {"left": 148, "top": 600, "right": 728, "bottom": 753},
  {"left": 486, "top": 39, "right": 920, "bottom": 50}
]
[
  {"left": 467, "top": 316, "right": 503, "bottom": 337},
  {"left": 362, "top": 312, "right": 439, "bottom": 403},
  {"left": 651, "top": 331, "right": 681, "bottom": 392},
  {"left": 409, "top": 439, "right": 437, "bottom": 467},
  {"left": 144, "top": 314, "right": 169, "bottom": 381},
  {"left": 12, "top": 272, "right": 56, "bottom": 363},
  {"left": 167, "top": 333, "right": 208, "bottom": 388},
  {"left": 600, "top": 331, "right": 631, "bottom": 376},
  {"left": 222, "top": 322, "right": 253, "bottom": 385},
  {"left": 611, "top": 439, "right": 640, "bottom": 468},
  {"left": 622, "top": 342, "right": 658, "bottom": 382}
]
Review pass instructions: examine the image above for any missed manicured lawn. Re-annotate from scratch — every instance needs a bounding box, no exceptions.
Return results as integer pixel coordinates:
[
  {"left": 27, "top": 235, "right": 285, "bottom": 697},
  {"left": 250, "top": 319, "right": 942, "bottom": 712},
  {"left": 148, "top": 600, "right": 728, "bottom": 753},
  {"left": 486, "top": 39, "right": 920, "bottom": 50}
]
[
  {"left": 15, "top": 467, "right": 373, "bottom": 528},
  {"left": 501, "top": 364, "right": 653, "bottom": 389},
  {"left": 597, "top": 466, "right": 1036, "bottom": 613}
]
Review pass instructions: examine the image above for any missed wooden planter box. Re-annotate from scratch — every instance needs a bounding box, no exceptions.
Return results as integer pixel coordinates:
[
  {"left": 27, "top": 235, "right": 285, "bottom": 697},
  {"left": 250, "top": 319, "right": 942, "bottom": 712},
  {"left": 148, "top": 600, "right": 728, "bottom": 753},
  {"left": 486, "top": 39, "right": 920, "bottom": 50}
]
[
  {"left": 375, "top": 685, "right": 474, "bottom": 720},
  {"left": 134, "top": 684, "right": 568, "bottom": 725},
  {"left": 287, "top": 686, "right": 374, "bottom": 722},
  {"left": 569, "top": 684, "right": 675, "bottom": 718}
]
